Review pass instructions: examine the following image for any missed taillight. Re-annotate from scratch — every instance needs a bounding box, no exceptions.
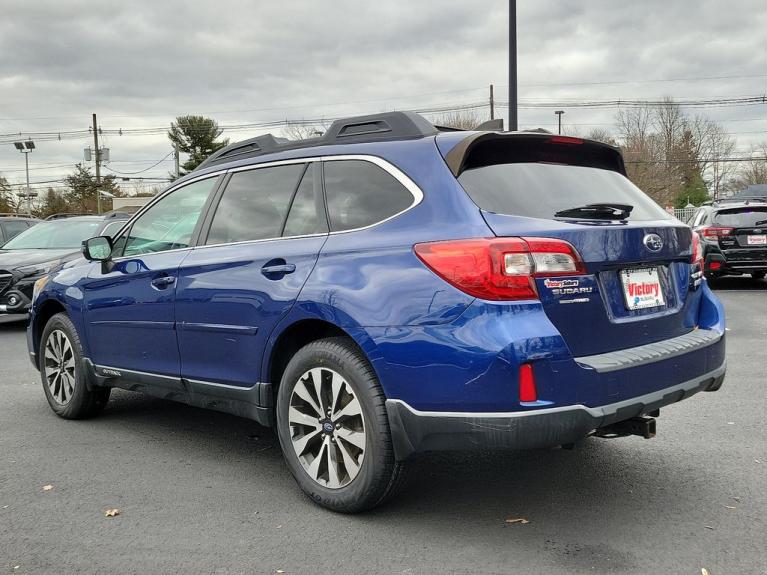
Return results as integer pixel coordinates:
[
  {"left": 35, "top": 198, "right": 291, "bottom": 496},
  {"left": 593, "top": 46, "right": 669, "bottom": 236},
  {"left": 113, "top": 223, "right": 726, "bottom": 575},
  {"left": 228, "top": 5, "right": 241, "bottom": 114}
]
[
  {"left": 691, "top": 231, "right": 704, "bottom": 269},
  {"left": 413, "top": 237, "right": 585, "bottom": 301},
  {"left": 700, "top": 227, "right": 733, "bottom": 241}
]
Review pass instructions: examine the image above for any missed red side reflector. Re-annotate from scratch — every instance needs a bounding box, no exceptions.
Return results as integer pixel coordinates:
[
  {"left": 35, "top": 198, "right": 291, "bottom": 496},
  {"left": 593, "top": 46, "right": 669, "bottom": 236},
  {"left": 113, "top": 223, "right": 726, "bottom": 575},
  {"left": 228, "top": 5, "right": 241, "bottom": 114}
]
[
  {"left": 519, "top": 363, "right": 538, "bottom": 403},
  {"left": 709, "top": 261, "right": 722, "bottom": 271},
  {"left": 548, "top": 135, "right": 583, "bottom": 145}
]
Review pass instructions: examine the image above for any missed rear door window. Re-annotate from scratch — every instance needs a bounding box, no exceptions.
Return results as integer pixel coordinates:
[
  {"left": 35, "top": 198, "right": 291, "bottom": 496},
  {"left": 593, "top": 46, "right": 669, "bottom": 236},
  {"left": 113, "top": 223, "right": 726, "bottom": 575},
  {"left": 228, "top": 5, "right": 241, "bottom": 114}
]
[
  {"left": 459, "top": 163, "right": 671, "bottom": 222},
  {"left": 205, "top": 164, "right": 305, "bottom": 245},
  {"left": 713, "top": 208, "right": 767, "bottom": 228},
  {"left": 323, "top": 160, "right": 415, "bottom": 231}
]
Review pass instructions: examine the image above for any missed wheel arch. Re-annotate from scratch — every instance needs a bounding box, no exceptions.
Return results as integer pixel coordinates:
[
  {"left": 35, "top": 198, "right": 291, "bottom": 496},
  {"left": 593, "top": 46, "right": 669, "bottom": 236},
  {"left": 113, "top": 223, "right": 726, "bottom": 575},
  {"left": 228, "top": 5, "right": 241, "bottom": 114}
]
[
  {"left": 31, "top": 298, "right": 68, "bottom": 368},
  {"left": 263, "top": 315, "right": 384, "bottom": 403}
]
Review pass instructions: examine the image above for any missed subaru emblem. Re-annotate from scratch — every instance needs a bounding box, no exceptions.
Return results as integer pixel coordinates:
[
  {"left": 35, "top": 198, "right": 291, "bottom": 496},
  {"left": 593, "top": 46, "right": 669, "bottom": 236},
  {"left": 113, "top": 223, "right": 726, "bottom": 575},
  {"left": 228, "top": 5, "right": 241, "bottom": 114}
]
[{"left": 643, "top": 233, "right": 663, "bottom": 252}]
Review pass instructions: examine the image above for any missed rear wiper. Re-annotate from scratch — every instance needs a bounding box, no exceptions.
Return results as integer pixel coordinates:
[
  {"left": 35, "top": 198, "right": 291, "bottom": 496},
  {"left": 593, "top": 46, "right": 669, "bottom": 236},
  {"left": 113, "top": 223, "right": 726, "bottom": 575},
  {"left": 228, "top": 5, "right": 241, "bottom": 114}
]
[
  {"left": 753, "top": 220, "right": 767, "bottom": 226},
  {"left": 554, "top": 203, "right": 633, "bottom": 220}
]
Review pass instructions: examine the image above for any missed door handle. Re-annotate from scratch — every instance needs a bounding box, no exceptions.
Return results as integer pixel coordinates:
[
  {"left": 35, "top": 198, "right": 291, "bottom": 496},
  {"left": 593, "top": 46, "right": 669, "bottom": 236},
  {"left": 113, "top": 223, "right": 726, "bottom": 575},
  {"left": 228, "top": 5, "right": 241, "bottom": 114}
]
[
  {"left": 151, "top": 275, "right": 176, "bottom": 289},
  {"left": 261, "top": 263, "right": 296, "bottom": 276}
]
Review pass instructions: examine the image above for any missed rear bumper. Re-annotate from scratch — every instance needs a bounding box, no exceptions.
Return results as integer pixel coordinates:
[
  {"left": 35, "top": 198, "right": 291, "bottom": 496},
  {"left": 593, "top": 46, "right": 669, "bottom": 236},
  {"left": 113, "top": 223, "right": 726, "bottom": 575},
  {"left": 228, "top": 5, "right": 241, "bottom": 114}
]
[
  {"left": 706, "top": 251, "right": 767, "bottom": 274},
  {"left": 386, "top": 362, "right": 726, "bottom": 460}
]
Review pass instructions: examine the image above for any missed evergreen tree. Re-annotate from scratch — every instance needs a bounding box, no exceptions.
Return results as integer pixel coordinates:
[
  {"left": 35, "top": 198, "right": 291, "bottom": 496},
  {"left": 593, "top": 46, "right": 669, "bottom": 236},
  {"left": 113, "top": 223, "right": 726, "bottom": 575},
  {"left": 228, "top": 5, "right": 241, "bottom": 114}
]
[
  {"left": 63, "top": 164, "right": 121, "bottom": 213},
  {"left": 167, "top": 116, "right": 229, "bottom": 178}
]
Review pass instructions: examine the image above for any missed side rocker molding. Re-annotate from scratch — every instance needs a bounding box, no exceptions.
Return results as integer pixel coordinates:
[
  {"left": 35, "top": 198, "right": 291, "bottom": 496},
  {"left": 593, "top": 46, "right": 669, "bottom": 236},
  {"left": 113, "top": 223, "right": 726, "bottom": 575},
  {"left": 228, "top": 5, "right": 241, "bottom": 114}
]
[{"left": 82, "top": 358, "right": 274, "bottom": 426}]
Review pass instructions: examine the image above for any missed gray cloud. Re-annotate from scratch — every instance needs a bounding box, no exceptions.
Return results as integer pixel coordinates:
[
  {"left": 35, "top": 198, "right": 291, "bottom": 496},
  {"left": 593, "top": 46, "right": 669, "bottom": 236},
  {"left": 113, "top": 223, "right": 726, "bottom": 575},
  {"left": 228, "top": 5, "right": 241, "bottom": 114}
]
[{"left": 1, "top": 0, "right": 765, "bottom": 188}]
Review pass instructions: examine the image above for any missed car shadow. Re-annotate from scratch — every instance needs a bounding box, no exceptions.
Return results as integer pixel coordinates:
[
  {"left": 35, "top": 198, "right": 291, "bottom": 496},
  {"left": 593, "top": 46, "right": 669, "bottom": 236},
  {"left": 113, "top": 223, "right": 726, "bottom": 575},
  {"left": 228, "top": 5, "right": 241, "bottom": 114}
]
[{"left": 90, "top": 389, "right": 716, "bottom": 568}]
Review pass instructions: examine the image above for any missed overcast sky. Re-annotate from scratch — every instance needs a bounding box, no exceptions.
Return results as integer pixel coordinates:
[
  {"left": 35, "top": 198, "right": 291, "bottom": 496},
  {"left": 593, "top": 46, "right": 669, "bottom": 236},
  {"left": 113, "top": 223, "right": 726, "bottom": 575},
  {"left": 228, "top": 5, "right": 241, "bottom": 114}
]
[{"left": 1, "top": 0, "right": 766, "bottom": 192}]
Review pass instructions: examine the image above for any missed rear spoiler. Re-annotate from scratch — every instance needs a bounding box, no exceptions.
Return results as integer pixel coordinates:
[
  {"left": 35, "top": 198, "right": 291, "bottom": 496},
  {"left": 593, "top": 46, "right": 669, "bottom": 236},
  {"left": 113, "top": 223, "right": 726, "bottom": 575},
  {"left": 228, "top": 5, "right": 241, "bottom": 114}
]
[{"left": 443, "top": 132, "right": 627, "bottom": 177}]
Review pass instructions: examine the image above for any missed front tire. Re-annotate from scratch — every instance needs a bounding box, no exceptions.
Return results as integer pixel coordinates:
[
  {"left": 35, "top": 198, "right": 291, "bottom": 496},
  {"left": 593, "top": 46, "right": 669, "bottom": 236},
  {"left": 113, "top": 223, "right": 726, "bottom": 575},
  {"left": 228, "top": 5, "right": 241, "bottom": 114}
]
[
  {"left": 40, "top": 313, "right": 110, "bottom": 419},
  {"left": 752, "top": 271, "right": 766, "bottom": 280},
  {"left": 275, "top": 337, "right": 407, "bottom": 513}
]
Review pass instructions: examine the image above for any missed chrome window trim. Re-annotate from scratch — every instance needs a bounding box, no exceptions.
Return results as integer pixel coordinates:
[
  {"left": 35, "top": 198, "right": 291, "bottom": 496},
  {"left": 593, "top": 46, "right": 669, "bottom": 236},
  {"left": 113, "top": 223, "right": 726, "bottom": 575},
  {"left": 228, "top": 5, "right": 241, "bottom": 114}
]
[
  {"left": 108, "top": 154, "right": 424, "bottom": 257},
  {"left": 194, "top": 154, "right": 424, "bottom": 250}
]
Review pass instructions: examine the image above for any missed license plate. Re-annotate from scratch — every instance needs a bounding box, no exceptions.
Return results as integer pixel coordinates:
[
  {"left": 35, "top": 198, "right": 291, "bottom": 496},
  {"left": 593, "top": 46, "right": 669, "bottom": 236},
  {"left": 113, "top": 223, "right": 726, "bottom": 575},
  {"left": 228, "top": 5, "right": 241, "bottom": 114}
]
[
  {"left": 620, "top": 267, "right": 665, "bottom": 310},
  {"left": 747, "top": 235, "right": 767, "bottom": 245}
]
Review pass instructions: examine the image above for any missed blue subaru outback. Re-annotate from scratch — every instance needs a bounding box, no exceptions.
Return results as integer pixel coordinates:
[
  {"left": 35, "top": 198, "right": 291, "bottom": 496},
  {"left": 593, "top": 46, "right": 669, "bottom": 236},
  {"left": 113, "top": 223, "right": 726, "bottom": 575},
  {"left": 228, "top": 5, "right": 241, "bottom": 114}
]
[{"left": 27, "top": 112, "right": 726, "bottom": 512}]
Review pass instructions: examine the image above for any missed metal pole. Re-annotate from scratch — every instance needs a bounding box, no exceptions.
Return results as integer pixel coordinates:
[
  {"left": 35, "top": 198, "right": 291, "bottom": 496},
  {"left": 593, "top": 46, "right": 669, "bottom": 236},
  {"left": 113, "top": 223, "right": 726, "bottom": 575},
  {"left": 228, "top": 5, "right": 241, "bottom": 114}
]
[
  {"left": 174, "top": 142, "right": 180, "bottom": 179},
  {"left": 555, "top": 110, "right": 564, "bottom": 134},
  {"left": 508, "top": 0, "right": 518, "bottom": 131},
  {"left": 489, "top": 84, "right": 495, "bottom": 120},
  {"left": 93, "top": 113, "right": 101, "bottom": 215},
  {"left": 24, "top": 151, "right": 31, "bottom": 216}
]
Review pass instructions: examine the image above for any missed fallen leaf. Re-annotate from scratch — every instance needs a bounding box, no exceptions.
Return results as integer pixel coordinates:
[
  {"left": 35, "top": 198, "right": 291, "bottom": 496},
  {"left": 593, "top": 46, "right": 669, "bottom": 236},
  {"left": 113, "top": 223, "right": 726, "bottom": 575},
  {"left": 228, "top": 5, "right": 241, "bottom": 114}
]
[
  {"left": 505, "top": 517, "right": 530, "bottom": 525},
  {"left": 701, "top": 568, "right": 710, "bottom": 575},
  {"left": 704, "top": 525, "right": 714, "bottom": 530},
  {"left": 276, "top": 525, "right": 282, "bottom": 529},
  {"left": 276, "top": 571, "right": 285, "bottom": 574},
  {"left": 42, "top": 485, "right": 53, "bottom": 491},
  {"left": 725, "top": 505, "right": 736, "bottom": 510},
  {"left": 726, "top": 422, "right": 735, "bottom": 425},
  {"left": 105, "top": 508, "right": 120, "bottom": 517},
  {"left": 732, "top": 496, "right": 741, "bottom": 502}
]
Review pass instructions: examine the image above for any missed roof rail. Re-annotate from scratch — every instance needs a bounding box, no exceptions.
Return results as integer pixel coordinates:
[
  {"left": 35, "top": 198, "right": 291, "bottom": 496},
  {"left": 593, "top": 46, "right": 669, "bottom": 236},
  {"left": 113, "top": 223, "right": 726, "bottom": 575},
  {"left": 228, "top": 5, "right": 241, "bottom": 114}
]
[
  {"left": 194, "top": 111, "right": 439, "bottom": 171},
  {"left": 713, "top": 197, "right": 767, "bottom": 205},
  {"left": 44, "top": 212, "right": 92, "bottom": 220},
  {"left": 0, "top": 213, "right": 36, "bottom": 218}
]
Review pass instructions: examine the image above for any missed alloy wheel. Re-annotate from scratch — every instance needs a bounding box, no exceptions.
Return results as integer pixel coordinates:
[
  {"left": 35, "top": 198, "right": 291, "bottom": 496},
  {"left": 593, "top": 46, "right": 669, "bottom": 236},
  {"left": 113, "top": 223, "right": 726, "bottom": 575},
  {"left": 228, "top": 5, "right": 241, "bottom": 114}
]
[
  {"left": 43, "top": 329, "right": 76, "bottom": 406},
  {"left": 288, "top": 367, "right": 366, "bottom": 489}
]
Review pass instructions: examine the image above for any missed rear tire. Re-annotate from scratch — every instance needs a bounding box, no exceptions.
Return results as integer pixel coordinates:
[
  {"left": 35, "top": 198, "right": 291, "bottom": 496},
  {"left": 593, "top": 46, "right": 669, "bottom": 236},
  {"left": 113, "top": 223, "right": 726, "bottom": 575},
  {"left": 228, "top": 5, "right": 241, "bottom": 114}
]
[
  {"left": 40, "top": 313, "right": 110, "bottom": 419},
  {"left": 275, "top": 337, "right": 407, "bottom": 513},
  {"left": 752, "top": 271, "right": 766, "bottom": 280}
]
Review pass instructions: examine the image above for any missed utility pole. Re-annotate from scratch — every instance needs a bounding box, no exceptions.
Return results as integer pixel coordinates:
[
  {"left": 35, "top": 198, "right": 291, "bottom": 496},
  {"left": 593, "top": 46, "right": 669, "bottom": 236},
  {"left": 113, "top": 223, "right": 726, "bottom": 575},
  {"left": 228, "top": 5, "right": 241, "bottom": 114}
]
[
  {"left": 508, "top": 0, "right": 518, "bottom": 131},
  {"left": 555, "top": 110, "right": 565, "bottom": 134},
  {"left": 173, "top": 142, "right": 180, "bottom": 179},
  {"left": 92, "top": 113, "right": 102, "bottom": 214},
  {"left": 489, "top": 84, "right": 495, "bottom": 120}
]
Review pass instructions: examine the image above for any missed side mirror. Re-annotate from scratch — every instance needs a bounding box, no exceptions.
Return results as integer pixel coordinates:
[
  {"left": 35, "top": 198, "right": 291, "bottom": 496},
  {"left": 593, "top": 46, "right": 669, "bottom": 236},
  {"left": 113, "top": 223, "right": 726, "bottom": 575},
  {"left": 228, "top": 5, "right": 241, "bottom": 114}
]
[{"left": 82, "top": 236, "right": 113, "bottom": 262}]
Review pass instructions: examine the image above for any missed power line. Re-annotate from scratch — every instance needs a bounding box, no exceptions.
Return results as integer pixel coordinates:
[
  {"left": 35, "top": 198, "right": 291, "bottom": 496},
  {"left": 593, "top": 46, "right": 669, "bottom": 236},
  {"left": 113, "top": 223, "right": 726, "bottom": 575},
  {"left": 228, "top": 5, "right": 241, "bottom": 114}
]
[{"left": 102, "top": 152, "right": 174, "bottom": 175}]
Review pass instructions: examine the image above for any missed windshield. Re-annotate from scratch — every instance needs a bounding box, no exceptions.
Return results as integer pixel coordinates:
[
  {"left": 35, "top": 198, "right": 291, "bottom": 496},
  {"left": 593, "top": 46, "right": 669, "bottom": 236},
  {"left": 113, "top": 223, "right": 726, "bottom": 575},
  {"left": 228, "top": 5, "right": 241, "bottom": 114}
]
[
  {"left": 2, "top": 220, "right": 101, "bottom": 249},
  {"left": 714, "top": 208, "right": 767, "bottom": 228},
  {"left": 458, "top": 163, "right": 672, "bottom": 222}
]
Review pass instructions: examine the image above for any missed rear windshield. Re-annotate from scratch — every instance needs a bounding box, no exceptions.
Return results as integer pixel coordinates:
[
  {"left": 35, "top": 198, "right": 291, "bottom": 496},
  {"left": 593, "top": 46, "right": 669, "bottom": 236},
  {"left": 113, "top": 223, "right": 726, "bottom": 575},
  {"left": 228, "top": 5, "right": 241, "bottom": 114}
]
[
  {"left": 713, "top": 207, "right": 767, "bottom": 228},
  {"left": 458, "top": 163, "right": 672, "bottom": 222}
]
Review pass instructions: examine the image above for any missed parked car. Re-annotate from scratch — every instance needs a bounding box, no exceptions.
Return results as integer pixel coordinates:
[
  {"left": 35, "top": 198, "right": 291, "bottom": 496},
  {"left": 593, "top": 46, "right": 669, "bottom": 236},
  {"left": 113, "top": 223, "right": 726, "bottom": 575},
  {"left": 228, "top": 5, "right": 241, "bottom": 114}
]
[
  {"left": 0, "top": 214, "right": 38, "bottom": 244},
  {"left": 28, "top": 112, "right": 726, "bottom": 512},
  {"left": 0, "top": 213, "right": 128, "bottom": 317},
  {"left": 688, "top": 198, "right": 767, "bottom": 279}
]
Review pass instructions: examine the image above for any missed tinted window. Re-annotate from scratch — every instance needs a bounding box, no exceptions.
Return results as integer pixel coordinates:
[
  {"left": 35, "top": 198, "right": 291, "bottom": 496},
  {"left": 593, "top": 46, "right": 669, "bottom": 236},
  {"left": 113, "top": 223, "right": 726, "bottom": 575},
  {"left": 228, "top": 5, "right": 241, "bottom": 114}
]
[
  {"left": 2, "top": 220, "right": 31, "bottom": 241},
  {"left": 458, "top": 163, "right": 672, "bottom": 222},
  {"left": 324, "top": 160, "right": 415, "bottom": 231},
  {"left": 283, "top": 167, "right": 328, "bottom": 237},
  {"left": 206, "top": 164, "right": 305, "bottom": 244},
  {"left": 2, "top": 219, "right": 101, "bottom": 250},
  {"left": 714, "top": 207, "right": 767, "bottom": 227},
  {"left": 121, "top": 178, "right": 215, "bottom": 256}
]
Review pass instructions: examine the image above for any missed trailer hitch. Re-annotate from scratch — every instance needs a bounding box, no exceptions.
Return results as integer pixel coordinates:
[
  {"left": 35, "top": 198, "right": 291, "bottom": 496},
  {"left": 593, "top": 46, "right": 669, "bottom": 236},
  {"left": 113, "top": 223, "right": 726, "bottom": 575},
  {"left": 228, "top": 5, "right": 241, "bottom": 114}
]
[{"left": 594, "top": 416, "right": 656, "bottom": 439}]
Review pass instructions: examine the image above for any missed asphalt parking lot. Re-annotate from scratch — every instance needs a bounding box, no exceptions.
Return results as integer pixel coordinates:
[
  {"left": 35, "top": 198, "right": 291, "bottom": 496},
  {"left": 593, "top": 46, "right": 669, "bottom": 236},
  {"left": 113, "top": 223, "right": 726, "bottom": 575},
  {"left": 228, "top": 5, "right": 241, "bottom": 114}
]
[{"left": 1, "top": 280, "right": 765, "bottom": 575}]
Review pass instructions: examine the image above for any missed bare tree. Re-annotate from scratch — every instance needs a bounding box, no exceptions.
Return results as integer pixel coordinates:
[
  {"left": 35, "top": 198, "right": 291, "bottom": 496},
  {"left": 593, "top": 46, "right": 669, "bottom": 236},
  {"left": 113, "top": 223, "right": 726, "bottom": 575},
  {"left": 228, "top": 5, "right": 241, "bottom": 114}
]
[
  {"left": 429, "top": 109, "right": 485, "bottom": 130},
  {"left": 281, "top": 121, "right": 330, "bottom": 141},
  {"left": 732, "top": 142, "right": 767, "bottom": 189}
]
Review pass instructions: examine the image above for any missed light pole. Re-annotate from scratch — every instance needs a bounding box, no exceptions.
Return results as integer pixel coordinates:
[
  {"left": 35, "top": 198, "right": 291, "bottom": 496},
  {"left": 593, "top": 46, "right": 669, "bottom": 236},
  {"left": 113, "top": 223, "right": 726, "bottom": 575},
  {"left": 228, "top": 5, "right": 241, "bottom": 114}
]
[
  {"left": 509, "top": 0, "right": 518, "bottom": 131},
  {"left": 554, "top": 110, "right": 565, "bottom": 135},
  {"left": 13, "top": 140, "right": 35, "bottom": 216}
]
